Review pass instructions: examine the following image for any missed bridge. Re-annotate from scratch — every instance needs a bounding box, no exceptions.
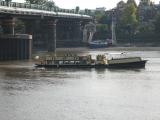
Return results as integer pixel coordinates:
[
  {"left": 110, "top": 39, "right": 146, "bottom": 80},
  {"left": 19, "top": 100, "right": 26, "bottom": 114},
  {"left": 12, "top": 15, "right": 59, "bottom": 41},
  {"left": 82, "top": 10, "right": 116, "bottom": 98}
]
[
  {"left": 0, "top": 1, "right": 91, "bottom": 19},
  {"left": 0, "top": 1, "right": 93, "bottom": 60}
]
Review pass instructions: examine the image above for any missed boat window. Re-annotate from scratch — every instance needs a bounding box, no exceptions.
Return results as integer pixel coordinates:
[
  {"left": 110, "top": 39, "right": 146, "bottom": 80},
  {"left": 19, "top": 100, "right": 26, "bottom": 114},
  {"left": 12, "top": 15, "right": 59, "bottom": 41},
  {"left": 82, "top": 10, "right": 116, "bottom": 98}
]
[
  {"left": 70, "top": 61, "right": 75, "bottom": 64},
  {"left": 64, "top": 61, "right": 69, "bottom": 64},
  {"left": 59, "top": 61, "right": 63, "bottom": 64}
]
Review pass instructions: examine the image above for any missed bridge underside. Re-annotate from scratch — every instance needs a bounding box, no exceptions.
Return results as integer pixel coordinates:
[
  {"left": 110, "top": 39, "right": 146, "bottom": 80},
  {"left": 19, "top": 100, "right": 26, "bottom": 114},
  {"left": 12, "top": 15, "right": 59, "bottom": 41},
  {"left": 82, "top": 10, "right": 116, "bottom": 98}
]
[
  {"left": 0, "top": 3, "right": 92, "bottom": 60},
  {"left": 0, "top": 17, "right": 90, "bottom": 52},
  {"left": 25, "top": 19, "right": 84, "bottom": 51},
  {"left": 0, "top": 12, "right": 92, "bottom": 61}
]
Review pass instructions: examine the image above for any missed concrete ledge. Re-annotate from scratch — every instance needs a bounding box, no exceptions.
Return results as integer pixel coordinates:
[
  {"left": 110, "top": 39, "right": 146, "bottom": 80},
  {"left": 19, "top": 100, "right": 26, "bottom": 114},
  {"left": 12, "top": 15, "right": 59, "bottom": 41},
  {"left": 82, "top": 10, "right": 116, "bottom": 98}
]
[{"left": 0, "top": 34, "right": 32, "bottom": 39}]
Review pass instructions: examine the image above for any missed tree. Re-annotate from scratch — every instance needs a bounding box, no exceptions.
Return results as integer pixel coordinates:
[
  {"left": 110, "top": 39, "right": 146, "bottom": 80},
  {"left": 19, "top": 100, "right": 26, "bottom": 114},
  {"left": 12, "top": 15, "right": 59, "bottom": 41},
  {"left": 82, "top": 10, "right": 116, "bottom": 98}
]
[
  {"left": 94, "top": 24, "right": 109, "bottom": 39},
  {"left": 99, "top": 15, "right": 111, "bottom": 24},
  {"left": 5, "top": 0, "right": 11, "bottom": 2},
  {"left": 118, "top": 3, "right": 138, "bottom": 37},
  {"left": 120, "top": 3, "right": 138, "bottom": 27},
  {"left": 95, "top": 11, "right": 105, "bottom": 23},
  {"left": 155, "top": 14, "right": 160, "bottom": 34},
  {"left": 15, "top": 19, "right": 25, "bottom": 34},
  {"left": 84, "top": 9, "right": 92, "bottom": 15},
  {"left": 75, "top": 6, "right": 80, "bottom": 13},
  {"left": 25, "top": 0, "right": 47, "bottom": 4},
  {"left": 45, "top": 0, "right": 55, "bottom": 11},
  {"left": 5, "top": 0, "right": 12, "bottom": 6},
  {"left": 115, "top": 3, "right": 138, "bottom": 44},
  {"left": 127, "top": 0, "right": 137, "bottom": 7}
]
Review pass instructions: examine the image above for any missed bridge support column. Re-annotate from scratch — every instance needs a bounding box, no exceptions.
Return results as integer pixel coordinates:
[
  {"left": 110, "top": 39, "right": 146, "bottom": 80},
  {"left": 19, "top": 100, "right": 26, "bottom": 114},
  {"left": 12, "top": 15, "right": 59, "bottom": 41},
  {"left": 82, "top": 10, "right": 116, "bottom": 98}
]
[
  {"left": 75, "top": 21, "right": 82, "bottom": 42},
  {"left": 0, "top": 34, "right": 32, "bottom": 61},
  {"left": 82, "top": 22, "right": 96, "bottom": 43},
  {"left": 1, "top": 18, "right": 15, "bottom": 35},
  {"left": 47, "top": 20, "right": 58, "bottom": 53}
]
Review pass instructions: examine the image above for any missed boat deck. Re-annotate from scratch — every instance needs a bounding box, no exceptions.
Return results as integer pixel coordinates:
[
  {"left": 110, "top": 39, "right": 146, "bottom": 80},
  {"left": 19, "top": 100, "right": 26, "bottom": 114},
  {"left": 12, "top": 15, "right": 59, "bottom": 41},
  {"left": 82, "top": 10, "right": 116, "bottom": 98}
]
[
  {"left": 34, "top": 54, "right": 147, "bottom": 69},
  {"left": 35, "top": 60, "right": 147, "bottom": 69}
]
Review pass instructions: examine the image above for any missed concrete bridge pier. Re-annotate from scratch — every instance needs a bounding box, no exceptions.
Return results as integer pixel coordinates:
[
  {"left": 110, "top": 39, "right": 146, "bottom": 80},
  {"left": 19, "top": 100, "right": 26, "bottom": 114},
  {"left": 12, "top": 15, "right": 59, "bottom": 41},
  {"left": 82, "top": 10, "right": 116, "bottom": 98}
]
[
  {"left": 72, "top": 21, "right": 81, "bottom": 42},
  {"left": 0, "top": 18, "right": 32, "bottom": 60},
  {"left": 47, "top": 19, "right": 57, "bottom": 53},
  {"left": 1, "top": 18, "right": 15, "bottom": 35},
  {"left": 81, "top": 21, "right": 96, "bottom": 43}
]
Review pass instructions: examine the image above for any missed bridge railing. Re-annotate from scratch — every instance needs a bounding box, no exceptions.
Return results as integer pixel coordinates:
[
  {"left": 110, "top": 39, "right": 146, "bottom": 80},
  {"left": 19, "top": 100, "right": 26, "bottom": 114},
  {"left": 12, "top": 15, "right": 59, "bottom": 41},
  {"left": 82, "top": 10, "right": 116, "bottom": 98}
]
[{"left": 0, "top": 1, "right": 79, "bottom": 14}]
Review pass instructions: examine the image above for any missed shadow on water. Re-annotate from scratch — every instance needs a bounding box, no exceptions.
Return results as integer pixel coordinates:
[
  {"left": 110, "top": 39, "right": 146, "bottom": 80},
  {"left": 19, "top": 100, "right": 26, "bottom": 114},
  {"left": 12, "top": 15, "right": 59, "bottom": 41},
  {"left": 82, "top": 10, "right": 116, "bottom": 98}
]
[
  {"left": 35, "top": 67, "right": 94, "bottom": 72},
  {"left": 0, "top": 67, "right": 37, "bottom": 80},
  {"left": 94, "top": 68, "right": 107, "bottom": 73},
  {"left": 107, "top": 67, "right": 146, "bottom": 72},
  {"left": 35, "top": 67, "right": 110, "bottom": 77},
  {"left": 0, "top": 67, "right": 69, "bottom": 92}
]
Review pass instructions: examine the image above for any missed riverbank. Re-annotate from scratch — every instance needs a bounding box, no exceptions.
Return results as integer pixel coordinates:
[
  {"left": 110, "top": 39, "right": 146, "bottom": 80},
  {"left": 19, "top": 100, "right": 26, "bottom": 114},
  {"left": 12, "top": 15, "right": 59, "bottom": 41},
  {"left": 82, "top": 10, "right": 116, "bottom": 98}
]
[{"left": 56, "top": 47, "right": 160, "bottom": 52}]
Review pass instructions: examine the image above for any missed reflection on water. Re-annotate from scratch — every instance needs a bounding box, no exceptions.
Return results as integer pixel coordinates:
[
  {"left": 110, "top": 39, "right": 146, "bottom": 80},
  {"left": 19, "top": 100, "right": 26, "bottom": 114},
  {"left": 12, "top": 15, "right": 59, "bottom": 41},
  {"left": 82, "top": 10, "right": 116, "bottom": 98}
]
[{"left": 0, "top": 51, "right": 160, "bottom": 120}]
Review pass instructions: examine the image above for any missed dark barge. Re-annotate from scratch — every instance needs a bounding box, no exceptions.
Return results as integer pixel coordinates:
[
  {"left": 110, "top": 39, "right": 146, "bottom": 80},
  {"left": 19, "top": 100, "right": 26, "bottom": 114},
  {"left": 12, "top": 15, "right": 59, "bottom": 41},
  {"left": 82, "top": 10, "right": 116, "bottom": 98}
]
[{"left": 34, "top": 54, "right": 147, "bottom": 69}]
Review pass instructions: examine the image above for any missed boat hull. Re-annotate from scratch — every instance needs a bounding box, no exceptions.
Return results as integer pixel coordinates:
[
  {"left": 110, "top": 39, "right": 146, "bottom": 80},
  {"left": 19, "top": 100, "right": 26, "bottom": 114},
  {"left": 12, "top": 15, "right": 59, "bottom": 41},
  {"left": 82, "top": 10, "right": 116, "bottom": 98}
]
[
  {"left": 35, "top": 60, "right": 147, "bottom": 69},
  {"left": 35, "top": 64, "right": 95, "bottom": 68},
  {"left": 107, "top": 60, "right": 147, "bottom": 69}
]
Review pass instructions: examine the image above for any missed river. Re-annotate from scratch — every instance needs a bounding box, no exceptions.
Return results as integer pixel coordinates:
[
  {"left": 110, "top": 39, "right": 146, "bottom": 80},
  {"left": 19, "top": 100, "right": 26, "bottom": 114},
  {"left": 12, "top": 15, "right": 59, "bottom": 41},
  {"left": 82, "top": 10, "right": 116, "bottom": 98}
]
[{"left": 0, "top": 50, "right": 160, "bottom": 120}]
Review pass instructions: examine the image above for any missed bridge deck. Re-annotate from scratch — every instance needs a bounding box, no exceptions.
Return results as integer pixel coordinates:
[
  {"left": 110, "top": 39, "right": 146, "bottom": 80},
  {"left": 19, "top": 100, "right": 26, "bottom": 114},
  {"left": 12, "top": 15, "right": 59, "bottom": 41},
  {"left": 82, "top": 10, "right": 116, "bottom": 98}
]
[{"left": 0, "top": 3, "right": 91, "bottom": 19}]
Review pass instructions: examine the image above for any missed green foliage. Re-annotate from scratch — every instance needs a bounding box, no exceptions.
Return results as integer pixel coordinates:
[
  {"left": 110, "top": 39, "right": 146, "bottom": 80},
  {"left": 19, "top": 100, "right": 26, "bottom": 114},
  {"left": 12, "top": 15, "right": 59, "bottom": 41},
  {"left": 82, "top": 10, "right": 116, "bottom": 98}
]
[
  {"left": 96, "top": 24, "right": 108, "bottom": 32},
  {"left": 120, "top": 3, "right": 138, "bottom": 26},
  {"left": 15, "top": 19, "right": 25, "bottom": 34},
  {"left": 75, "top": 6, "right": 80, "bottom": 13},
  {"left": 93, "top": 24, "right": 110, "bottom": 39},
  {"left": 5, "top": 0, "right": 12, "bottom": 2},
  {"left": 92, "top": 10, "right": 112, "bottom": 40},
  {"left": 95, "top": 11, "right": 105, "bottom": 22},
  {"left": 5, "top": 0, "right": 12, "bottom": 6},
  {"left": 127, "top": 0, "right": 137, "bottom": 7},
  {"left": 90, "top": 1, "right": 159, "bottom": 44},
  {"left": 116, "top": 3, "right": 138, "bottom": 42},
  {"left": 25, "top": 0, "right": 57, "bottom": 10},
  {"left": 45, "top": 0, "right": 55, "bottom": 11},
  {"left": 99, "top": 15, "right": 111, "bottom": 24},
  {"left": 138, "top": 22, "right": 154, "bottom": 34},
  {"left": 84, "top": 9, "right": 92, "bottom": 15},
  {"left": 25, "top": 0, "right": 47, "bottom": 4},
  {"left": 155, "top": 14, "right": 160, "bottom": 34}
]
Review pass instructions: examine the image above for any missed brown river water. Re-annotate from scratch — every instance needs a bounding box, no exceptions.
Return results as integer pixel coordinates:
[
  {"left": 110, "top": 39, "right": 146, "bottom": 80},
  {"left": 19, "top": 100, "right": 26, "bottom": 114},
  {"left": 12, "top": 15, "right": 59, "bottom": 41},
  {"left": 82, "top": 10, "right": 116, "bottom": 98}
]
[{"left": 0, "top": 50, "right": 160, "bottom": 120}]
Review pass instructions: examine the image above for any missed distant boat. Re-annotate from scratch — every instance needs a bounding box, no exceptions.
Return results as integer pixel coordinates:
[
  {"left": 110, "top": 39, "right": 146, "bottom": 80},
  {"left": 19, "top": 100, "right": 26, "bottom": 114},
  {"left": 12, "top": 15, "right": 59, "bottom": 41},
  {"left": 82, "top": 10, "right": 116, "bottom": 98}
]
[{"left": 88, "top": 39, "right": 112, "bottom": 49}]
